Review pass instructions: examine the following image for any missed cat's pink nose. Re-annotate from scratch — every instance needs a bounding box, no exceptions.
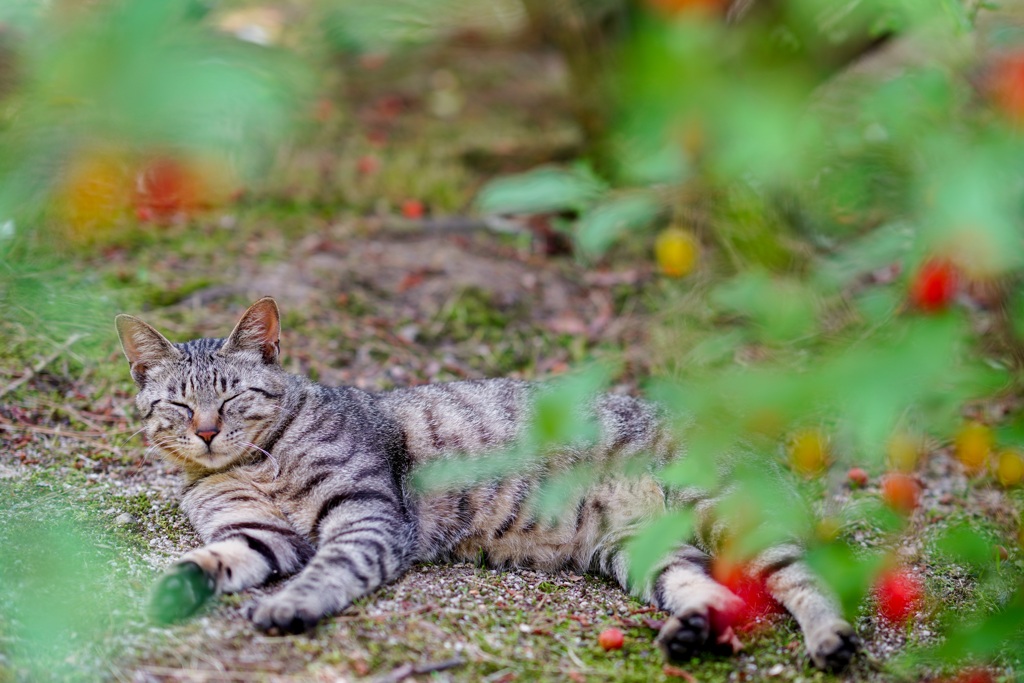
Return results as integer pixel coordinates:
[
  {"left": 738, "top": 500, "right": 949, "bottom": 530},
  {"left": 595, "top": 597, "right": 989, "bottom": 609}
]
[{"left": 196, "top": 427, "right": 219, "bottom": 445}]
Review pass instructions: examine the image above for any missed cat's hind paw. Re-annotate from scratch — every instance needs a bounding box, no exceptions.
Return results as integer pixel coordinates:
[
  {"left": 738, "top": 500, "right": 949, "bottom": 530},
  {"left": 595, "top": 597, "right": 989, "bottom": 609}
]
[
  {"left": 151, "top": 561, "right": 215, "bottom": 624},
  {"left": 248, "top": 592, "right": 322, "bottom": 635},
  {"left": 807, "top": 620, "right": 859, "bottom": 672}
]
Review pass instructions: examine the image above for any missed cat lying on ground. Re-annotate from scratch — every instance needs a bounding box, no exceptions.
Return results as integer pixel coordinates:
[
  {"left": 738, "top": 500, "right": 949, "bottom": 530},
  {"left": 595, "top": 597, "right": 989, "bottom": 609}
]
[{"left": 115, "top": 297, "right": 858, "bottom": 671}]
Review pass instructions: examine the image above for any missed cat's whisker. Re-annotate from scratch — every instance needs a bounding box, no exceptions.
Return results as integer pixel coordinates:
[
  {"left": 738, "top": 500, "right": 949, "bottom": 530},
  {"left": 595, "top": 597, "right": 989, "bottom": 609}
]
[
  {"left": 243, "top": 441, "right": 280, "bottom": 478},
  {"left": 116, "top": 426, "right": 148, "bottom": 449}
]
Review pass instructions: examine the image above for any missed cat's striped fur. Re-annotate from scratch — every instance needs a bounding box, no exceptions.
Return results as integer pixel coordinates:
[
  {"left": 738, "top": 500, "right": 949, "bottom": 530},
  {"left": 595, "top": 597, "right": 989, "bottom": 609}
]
[{"left": 115, "top": 297, "right": 858, "bottom": 671}]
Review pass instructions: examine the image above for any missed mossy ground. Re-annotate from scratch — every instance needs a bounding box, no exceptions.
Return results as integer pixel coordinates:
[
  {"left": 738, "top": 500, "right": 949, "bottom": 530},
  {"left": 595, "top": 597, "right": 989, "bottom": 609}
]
[{"left": 1, "top": 13, "right": 1023, "bottom": 683}]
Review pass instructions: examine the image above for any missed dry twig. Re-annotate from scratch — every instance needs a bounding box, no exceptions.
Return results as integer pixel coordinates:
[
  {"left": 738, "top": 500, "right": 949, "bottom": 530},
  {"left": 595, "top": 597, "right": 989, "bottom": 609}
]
[
  {"left": 0, "top": 333, "right": 85, "bottom": 399},
  {"left": 371, "top": 657, "right": 465, "bottom": 683}
]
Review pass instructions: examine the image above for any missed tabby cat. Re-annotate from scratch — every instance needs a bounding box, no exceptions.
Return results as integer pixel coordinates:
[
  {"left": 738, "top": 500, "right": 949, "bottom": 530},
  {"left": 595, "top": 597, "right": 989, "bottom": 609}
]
[{"left": 115, "top": 297, "right": 858, "bottom": 671}]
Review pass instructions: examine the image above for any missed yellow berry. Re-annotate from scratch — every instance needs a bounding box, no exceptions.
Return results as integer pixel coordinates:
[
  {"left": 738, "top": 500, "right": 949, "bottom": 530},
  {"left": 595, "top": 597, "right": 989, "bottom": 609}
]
[
  {"left": 887, "top": 432, "right": 921, "bottom": 473},
  {"left": 654, "top": 228, "right": 699, "bottom": 278},
  {"left": 59, "top": 150, "right": 134, "bottom": 237},
  {"left": 790, "top": 429, "right": 828, "bottom": 476},
  {"left": 995, "top": 449, "right": 1024, "bottom": 487},
  {"left": 955, "top": 422, "right": 992, "bottom": 475}
]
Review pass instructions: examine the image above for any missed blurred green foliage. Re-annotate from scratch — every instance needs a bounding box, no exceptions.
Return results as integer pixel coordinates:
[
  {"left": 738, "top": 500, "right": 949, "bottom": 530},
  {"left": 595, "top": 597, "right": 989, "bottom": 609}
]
[
  {"left": 0, "top": 485, "right": 137, "bottom": 682},
  {"left": 0, "top": 0, "right": 1022, "bottom": 678},
  {"left": 469, "top": 0, "right": 1024, "bottom": 673}
]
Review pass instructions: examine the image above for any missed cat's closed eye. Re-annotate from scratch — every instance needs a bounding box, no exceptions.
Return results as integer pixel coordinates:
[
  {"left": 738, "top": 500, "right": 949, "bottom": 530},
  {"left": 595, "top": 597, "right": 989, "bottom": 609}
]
[{"left": 167, "top": 401, "right": 194, "bottom": 419}]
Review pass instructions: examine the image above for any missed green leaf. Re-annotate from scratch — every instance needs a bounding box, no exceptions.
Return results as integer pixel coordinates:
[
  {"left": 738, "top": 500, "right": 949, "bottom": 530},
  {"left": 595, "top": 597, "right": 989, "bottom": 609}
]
[
  {"left": 576, "top": 193, "right": 660, "bottom": 257},
  {"left": 476, "top": 166, "right": 606, "bottom": 215},
  {"left": 933, "top": 524, "right": 996, "bottom": 572},
  {"left": 626, "top": 510, "right": 694, "bottom": 590},
  {"left": 806, "top": 542, "right": 887, "bottom": 621},
  {"left": 529, "top": 364, "right": 614, "bottom": 448}
]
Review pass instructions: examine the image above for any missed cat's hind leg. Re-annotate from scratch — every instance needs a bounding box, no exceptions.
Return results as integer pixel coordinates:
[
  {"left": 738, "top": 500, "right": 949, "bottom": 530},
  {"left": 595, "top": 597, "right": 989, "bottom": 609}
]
[
  {"left": 750, "top": 544, "right": 859, "bottom": 672},
  {"left": 590, "top": 533, "right": 744, "bottom": 662}
]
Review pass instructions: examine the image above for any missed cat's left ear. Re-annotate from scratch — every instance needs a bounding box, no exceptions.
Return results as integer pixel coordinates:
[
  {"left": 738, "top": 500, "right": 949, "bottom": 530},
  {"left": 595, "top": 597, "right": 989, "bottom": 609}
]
[{"left": 221, "top": 297, "right": 281, "bottom": 364}]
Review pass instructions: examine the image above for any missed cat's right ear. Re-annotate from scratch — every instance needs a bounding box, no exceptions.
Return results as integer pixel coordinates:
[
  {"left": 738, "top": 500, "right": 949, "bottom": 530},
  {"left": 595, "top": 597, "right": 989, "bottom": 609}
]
[{"left": 115, "top": 315, "right": 180, "bottom": 386}]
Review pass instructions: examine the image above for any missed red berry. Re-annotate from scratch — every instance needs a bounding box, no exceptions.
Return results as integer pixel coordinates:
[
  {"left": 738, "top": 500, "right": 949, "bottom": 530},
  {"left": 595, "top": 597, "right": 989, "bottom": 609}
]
[
  {"left": 989, "top": 51, "right": 1024, "bottom": 124},
  {"left": 135, "top": 157, "right": 202, "bottom": 220},
  {"left": 645, "top": 0, "right": 727, "bottom": 16},
  {"left": 874, "top": 568, "right": 923, "bottom": 624},
  {"left": 847, "top": 467, "right": 869, "bottom": 489},
  {"left": 711, "top": 559, "right": 778, "bottom": 626},
  {"left": 949, "top": 668, "right": 996, "bottom": 683},
  {"left": 356, "top": 155, "right": 379, "bottom": 175},
  {"left": 598, "top": 627, "right": 624, "bottom": 651},
  {"left": 881, "top": 473, "right": 920, "bottom": 514},
  {"left": 910, "top": 258, "right": 958, "bottom": 312},
  {"left": 400, "top": 199, "right": 425, "bottom": 219}
]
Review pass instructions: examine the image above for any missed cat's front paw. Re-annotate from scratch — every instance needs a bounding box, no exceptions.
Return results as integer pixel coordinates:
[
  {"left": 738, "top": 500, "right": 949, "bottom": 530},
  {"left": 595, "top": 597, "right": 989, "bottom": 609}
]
[
  {"left": 248, "top": 591, "right": 324, "bottom": 635},
  {"left": 807, "top": 619, "right": 859, "bottom": 672},
  {"left": 151, "top": 561, "right": 215, "bottom": 624}
]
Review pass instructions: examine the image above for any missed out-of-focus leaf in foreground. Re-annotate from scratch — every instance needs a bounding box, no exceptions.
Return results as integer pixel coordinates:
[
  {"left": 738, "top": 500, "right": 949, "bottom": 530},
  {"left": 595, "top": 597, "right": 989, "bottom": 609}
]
[
  {"left": 0, "top": 486, "right": 136, "bottom": 681},
  {"left": 0, "top": 0, "right": 311, "bottom": 227}
]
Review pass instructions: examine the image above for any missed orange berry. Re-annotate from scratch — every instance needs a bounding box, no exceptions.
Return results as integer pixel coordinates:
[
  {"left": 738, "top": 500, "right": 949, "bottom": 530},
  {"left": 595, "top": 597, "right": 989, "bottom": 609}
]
[
  {"left": 881, "top": 473, "right": 920, "bottom": 515},
  {"left": 654, "top": 228, "right": 699, "bottom": 278},
  {"left": 955, "top": 422, "right": 993, "bottom": 475},
  {"left": 995, "top": 449, "right": 1024, "bottom": 487},
  {"left": 789, "top": 429, "right": 829, "bottom": 476},
  {"left": 598, "top": 627, "right": 624, "bottom": 651}
]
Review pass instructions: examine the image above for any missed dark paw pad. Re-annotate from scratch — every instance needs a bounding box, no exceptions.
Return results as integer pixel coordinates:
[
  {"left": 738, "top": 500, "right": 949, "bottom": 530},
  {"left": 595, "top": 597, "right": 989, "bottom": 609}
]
[
  {"left": 811, "top": 626, "right": 860, "bottom": 671},
  {"left": 250, "top": 601, "right": 320, "bottom": 635},
  {"left": 656, "top": 613, "right": 711, "bottom": 663},
  {"left": 816, "top": 631, "right": 860, "bottom": 673},
  {"left": 150, "top": 561, "right": 215, "bottom": 624}
]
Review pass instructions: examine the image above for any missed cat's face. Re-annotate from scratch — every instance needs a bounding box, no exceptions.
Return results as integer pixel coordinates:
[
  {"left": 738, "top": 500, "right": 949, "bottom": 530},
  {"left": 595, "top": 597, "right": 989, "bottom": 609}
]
[{"left": 116, "top": 297, "right": 288, "bottom": 473}]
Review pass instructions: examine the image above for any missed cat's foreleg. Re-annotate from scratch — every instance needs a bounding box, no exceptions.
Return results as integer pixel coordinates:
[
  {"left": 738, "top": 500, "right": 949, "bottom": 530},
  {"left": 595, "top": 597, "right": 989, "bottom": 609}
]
[
  {"left": 750, "top": 544, "right": 859, "bottom": 672},
  {"left": 249, "top": 469, "right": 414, "bottom": 633},
  {"left": 152, "top": 474, "right": 314, "bottom": 623}
]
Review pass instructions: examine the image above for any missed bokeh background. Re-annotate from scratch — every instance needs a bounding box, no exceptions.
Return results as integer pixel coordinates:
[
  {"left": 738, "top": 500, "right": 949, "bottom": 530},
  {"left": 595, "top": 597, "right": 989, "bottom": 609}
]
[{"left": 1, "top": 1, "right": 1024, "bottom": 681}]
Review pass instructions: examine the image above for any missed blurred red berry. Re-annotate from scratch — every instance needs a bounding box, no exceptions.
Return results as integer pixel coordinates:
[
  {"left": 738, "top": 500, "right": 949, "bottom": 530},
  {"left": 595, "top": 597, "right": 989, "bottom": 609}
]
[
  {"left": 712, "top": 559, "right": 778, "bottom": 626},
  {"left": 598, "top": 627, "right": 624, "bottom": 650},
  {"left": 910, "top": 258, "right": 958, "bottom": 312},
  {"left": 881, "top": 473, "right": 920, "bottom": 514},
  {"left": 313, "top": 98, "right": 334, "bottom": 122},
  {"left": 401, "top": 199, "right": 425, "bottom": 219},
  {"left": 989, "top": 51, "right": 1024, "bottom": 123},
  {"left": 874, "top": 567, "right": 923, "bottom": 624},
  {"left": 847, "top": 467, "right": 869, "bottom": 489},
  {"left": 645, "top": 0, "right": 726, "bottom": 17},
  {"left": 948, "top": 667, "right": 996, "bottom": 683},
  {"left": 356, "top": 155, "right": 380, "bottom": 175},
  {"left": 135, "top": 157, "right": 202, "bottom": 220}
]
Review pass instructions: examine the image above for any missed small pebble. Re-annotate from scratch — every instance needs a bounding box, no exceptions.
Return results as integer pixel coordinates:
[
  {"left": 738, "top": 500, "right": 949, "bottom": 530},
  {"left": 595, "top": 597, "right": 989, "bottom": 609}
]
[{"left": 115, "top": 513, "right": 136, "bottom": 526}]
